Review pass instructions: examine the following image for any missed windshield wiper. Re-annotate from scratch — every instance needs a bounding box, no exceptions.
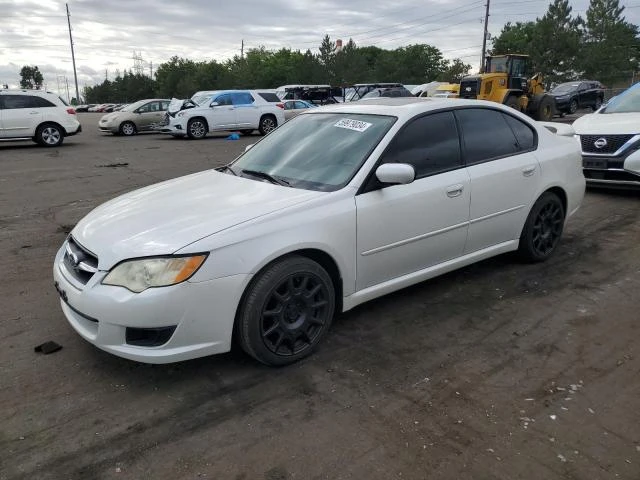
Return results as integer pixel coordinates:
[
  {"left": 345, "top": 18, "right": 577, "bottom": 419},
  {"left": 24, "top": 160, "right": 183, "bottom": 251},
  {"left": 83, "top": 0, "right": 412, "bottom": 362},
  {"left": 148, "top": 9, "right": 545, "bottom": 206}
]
[
  {"left": 217, "top": 164, "right": 237, "bottom": 176},
  {"left": 241, "top": 169, "right": 290, "bottom": 187}
]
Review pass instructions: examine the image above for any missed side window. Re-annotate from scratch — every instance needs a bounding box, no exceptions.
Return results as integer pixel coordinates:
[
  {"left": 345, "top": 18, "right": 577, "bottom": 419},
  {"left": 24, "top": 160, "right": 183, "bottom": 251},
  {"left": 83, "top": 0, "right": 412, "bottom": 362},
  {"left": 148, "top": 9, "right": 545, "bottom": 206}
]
[
  {"left": 2, "top": 95, "right": 44, "bottom": 109},
  {"left": 232, "top": 92, "right": 254, "bottom": 105},
  {"left": 380, "top": 111, "right": 461, "bottom": 178},
  {"left": 32, "top": 96, "right": 56, "bottom": 107},
  {"left": 294, "top": 101, "right": 307, "bottom": 109},
  {"left": 502, "top": 113, "right": 536, "bottom": 151},
  {"left": 215, "top": 94, "right": 232, "bottom": 106},
  {"left": 456, "top": 108, "right": 519, "bottom": 164},
  {"left": 283, "top": 101, "right": 293, "bottom": 110},
  {"left": 137, "top": 102, "right": 151, "bottom": 113}
]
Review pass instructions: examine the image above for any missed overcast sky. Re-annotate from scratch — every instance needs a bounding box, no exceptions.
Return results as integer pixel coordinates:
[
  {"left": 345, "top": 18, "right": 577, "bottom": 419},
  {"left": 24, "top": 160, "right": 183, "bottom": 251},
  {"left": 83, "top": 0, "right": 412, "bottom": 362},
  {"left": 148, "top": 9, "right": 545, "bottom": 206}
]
[{"left": 1, "top": 0, "right": 639, "bottom": 99}]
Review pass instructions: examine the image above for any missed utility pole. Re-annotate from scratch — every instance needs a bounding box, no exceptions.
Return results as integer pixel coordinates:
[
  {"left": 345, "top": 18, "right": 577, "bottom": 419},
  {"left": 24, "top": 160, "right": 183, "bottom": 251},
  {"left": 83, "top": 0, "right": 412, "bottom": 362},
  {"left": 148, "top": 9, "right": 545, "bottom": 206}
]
[
  {"left": 241, "top": 39, "right": 244, "bottom": 59},
  {"left": 66, "top": 3, "right": 80, "bottom": 103},
  {"left": 479, "top": 0, "right": 490, "bottom": 73},
  {"left": 149, "top": 61, "right": 153, "bottom": 79},
  {"left": 65, "top": 77, "right": 71, "bottom": 103}
]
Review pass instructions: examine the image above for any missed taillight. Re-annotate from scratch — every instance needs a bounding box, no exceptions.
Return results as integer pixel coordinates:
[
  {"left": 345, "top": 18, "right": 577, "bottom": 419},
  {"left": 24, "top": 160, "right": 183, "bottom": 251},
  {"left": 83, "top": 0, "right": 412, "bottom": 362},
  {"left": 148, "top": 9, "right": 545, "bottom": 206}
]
[
  {"left": 276, "top": 103, "right": 284, "bottom": 109},
  {"left": 66, "top": 108, "right": 76, "bottom": 115}
]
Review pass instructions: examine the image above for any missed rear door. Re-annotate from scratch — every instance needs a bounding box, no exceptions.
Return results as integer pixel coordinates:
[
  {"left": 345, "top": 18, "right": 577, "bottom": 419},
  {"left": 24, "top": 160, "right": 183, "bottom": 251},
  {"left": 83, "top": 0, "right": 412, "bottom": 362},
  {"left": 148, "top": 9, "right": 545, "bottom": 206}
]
[
  {"left": 456, "top": 108, "right": 540, "bottom": 253},
  {"left": 0, "top": 94, "right": 43, "bottom": 137},
  {"left": 133, "top": 101, "right": 164, "bottom": 131},
  {"left": 232, "top": 92, "right": 259, "bottom": 128}
]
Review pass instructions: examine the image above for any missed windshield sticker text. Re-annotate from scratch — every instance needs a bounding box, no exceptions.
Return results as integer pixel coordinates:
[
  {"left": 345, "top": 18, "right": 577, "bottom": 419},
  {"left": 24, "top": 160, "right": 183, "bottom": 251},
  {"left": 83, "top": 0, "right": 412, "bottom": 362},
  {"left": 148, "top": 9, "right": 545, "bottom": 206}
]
[{"left": 334, "top": 118, "right": 373, "bottom": 132}]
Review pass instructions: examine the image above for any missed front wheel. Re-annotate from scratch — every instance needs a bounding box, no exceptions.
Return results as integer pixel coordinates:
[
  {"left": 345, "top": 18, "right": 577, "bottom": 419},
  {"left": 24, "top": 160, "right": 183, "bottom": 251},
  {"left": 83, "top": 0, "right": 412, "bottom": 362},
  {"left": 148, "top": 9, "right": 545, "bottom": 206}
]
[
  {"left": 36, "top": 123, "right": 64, "bottom": 147},
  {"left": 237, "top": 256, "right": 336, "bottom": 366},
  {"left": 187, "top": 118, "right": 207, "bottom": 139},
  {"left": 518, "top": 192, "right": 565, "bottom": 263},
  {"left": 119, "top": 121, "right": 137, "bottom": 136},
  {"left": 533, "top": 95, "right": 554, "bottom": 122},
  {"left": 259, "top": 115, "right": 277, "bottom": 135},
  {"left": 568, "top": 99, "right": 578, "bottom": 114}
]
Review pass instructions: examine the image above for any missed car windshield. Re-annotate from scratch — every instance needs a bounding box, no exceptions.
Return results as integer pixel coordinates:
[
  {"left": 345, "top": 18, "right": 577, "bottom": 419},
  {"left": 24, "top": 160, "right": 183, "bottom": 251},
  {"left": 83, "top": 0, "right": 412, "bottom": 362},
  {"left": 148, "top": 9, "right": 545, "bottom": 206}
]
[
  {"left": 121, "top": 100, "right": 148, "bottom": 112},
  {"left": 230, "top": 113, "right": 396, "bottom": 191},
  {"left": 551, "top": 83, "right": 579, "bottom": 94},
  {"left": 601, "top": 85, "right": 640, "bottom": 113}
]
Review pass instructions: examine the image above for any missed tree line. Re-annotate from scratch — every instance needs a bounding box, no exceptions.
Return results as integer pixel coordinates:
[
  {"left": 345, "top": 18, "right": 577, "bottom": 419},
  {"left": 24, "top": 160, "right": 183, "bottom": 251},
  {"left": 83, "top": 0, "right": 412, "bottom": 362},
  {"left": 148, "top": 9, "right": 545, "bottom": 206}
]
[
  {"left": 82, "top": 38, "right": 471, "bottom": 103},
  {"left": 491, "top": 0, "right": 639, "bottom": 88}
]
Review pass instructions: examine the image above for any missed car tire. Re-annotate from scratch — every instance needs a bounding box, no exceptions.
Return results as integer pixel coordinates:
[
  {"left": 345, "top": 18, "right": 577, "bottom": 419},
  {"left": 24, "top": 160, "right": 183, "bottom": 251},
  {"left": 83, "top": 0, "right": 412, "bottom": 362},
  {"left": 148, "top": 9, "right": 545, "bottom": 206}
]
[
  {"left": 593, "top": 98, "right": 602, "bottom": 111},
  {"left": 518, "top": 192, "right": 565, "bottom": 263},
  {"left": 35, "top": 123, "right": 64, "bottom": 147},
  {"left": 505, "top": 95, "right": 520, "bottom": 111},
  {"left": 237, "top": 255, "right": 336, "bottom": 366},
  {"left": 258, "top": 115, "right": 277, "bottom": 136},
  {"left": 568, "top": 99, "right": 578, "bottom": 114},
  {"left": 119, "top": 121, "right": 137, "bottom": 136},
  {"left": 187, "top": 118, "right": 208, "bottom": 139},
  {"left": 532, "top": 94, "right": 554, "bottom": 122}
]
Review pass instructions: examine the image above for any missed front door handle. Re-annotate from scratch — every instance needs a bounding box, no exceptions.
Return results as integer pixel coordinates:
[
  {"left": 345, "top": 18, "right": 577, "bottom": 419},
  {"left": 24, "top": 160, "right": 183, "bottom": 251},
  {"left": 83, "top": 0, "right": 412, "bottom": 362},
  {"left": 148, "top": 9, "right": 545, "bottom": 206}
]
[
  {"left": 446, "top": 184, "right": 464, "bottom": 198},
  {"left": 522, "top": 165, "right": 536, "bottom": 177}
]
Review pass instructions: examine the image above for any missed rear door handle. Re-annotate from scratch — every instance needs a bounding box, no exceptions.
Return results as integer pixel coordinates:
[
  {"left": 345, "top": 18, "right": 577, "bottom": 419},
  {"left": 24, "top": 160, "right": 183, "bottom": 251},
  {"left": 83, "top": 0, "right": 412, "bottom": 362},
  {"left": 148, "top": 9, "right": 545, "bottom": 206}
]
[
  {"left": 522, "top": 165, "right": 536, "bottom": 177},
  {"left": 446, "top": 184, "right": 464, "bottom": 198}
]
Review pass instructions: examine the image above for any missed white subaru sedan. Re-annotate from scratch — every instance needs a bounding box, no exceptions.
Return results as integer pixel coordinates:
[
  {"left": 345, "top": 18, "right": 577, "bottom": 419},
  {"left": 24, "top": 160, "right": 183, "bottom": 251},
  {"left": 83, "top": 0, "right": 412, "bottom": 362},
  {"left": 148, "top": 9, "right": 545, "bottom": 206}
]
[{"left": 53, "top": 98, "right": 585, "bottom": 366}]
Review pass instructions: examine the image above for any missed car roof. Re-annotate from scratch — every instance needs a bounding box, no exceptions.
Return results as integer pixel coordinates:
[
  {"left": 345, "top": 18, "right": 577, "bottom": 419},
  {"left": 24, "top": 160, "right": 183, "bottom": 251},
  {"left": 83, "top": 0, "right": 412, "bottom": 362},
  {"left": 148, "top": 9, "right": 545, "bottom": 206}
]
[
  {"left": 0, "top": 89, "right": 58, "bottom": 96},
  {"left": 308, "top": 97, "right": 527, "bottom": 119}
]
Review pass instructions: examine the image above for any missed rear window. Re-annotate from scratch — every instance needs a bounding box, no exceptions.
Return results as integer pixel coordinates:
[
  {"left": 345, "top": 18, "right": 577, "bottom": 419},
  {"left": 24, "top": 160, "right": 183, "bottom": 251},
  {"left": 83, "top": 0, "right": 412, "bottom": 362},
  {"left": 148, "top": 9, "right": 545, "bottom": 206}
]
[{"left": 258, "top": 92, "right": 281, "bottom": 102}]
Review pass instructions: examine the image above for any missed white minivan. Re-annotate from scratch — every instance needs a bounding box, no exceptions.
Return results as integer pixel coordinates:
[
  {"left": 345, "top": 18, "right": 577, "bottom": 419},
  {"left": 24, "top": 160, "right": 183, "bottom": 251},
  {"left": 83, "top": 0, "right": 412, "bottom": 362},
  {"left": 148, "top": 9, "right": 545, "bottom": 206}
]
[{"left": 0, "top": 89, "right": 81, "bottom": 146}]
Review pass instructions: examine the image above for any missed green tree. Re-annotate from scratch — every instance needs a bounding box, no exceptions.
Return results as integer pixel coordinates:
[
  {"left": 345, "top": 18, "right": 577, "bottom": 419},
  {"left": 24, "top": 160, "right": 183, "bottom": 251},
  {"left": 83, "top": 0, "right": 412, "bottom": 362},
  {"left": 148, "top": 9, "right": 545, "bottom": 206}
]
[
  {"left": 19, "top": 65, "right": 44, "bottom": 89},
  {"left": 438, "top": 58, "right": 472, "bottom": 83},
  {"left": 533, "top": 0, "right": 583, "bottom": 87},
  {"left": 490, "top": 22, "right": 537, "bottom": 56},
  {"left": 318, "top": 34, "right": 336, "bottom": 83},
  {"left": 582, "top": 0, "right": 640, "bottom": 86}
]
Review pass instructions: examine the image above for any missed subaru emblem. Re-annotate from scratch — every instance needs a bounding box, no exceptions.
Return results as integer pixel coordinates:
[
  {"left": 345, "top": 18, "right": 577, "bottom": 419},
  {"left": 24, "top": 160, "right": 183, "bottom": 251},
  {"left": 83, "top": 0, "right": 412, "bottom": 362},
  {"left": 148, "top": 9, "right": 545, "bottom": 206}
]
[{"left": 594, "top": 138, "right": 607, "bottom": 149}]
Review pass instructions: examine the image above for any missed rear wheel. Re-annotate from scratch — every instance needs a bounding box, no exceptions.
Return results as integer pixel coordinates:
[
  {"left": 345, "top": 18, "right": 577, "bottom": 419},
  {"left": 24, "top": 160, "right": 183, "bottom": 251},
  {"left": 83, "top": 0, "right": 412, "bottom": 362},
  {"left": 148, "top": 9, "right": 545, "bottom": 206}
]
[
  {"left": 593, "top": 97, "right": 603, "bottom": 111},
  {"left": 119, "top": 121, "right": 136, "bottom": 136},
  {"left": 36, "top": 123, "right": 64, "bottom": 147},
  {"left": 187, "top": 118, "right": 207, "bottom": 139},
  {"left": 237, "top": 256, "right": 336, "bottom": 366},
  {"left": 259, "top": 115, "right": 277, "bottom": 135},
  {"left": 518, "top": 192, "right": 565, "bottom": 262}
]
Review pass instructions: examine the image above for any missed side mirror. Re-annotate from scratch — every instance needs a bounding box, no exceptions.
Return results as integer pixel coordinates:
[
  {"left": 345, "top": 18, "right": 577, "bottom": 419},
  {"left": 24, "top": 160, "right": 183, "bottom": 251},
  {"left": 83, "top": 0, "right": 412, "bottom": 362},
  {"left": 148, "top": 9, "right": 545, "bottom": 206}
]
[
  {"left": 375, "top": 163, "right": 415, "bottom": 185},
  {"left": 210, "top": 102, "right": 219, "bottom": 107},
  {"left": 245, "top": 144, "right": 254, "bottom": 152}
]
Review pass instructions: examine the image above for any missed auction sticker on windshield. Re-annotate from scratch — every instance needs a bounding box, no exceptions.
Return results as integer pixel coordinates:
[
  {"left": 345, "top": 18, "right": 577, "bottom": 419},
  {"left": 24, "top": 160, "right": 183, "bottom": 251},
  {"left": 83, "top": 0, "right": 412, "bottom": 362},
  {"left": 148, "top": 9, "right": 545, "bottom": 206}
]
[{"left": 334, "top": 118, "right": 372, "bottom": 132}]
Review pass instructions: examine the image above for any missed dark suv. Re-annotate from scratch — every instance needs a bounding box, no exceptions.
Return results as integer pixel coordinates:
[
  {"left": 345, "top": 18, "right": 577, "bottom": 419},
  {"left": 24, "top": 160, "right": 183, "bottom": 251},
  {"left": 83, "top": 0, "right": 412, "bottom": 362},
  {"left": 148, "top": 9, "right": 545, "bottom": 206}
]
[{"left": 550, "top": 81, "right": 605, "bottom": 115}]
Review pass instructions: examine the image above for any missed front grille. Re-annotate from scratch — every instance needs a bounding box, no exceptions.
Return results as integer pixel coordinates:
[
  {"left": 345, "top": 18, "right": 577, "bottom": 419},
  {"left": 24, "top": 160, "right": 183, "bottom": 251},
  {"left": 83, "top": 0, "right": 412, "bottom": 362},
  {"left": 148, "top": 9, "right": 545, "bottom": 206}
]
[
  {"left": 584, "top": 169, "right": 640, "bottom": 183},
  {"left": 580, "top": 134, "right": 635, "bottom": 154},
  {"left": 459, "top": 78, "right": 480, "bottom": 99},
  {"left": 63, "top": 237, "right": 99, "bottom": 285}
]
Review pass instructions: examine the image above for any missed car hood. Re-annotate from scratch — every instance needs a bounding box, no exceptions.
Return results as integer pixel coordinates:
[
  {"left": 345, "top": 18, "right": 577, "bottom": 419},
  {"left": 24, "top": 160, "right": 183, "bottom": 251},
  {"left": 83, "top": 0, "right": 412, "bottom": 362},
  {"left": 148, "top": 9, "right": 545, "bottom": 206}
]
[
  {"left": 573, "top": 112, "right": 640, "bottom": 135},
  {"left": 71, "top": 170, "right": 324, "bottom": 269}
]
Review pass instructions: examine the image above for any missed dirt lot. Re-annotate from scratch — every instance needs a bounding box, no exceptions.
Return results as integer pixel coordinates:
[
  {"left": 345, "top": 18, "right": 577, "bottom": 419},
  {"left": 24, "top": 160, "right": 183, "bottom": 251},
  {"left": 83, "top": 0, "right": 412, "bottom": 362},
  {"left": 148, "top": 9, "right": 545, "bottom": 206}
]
[{"left": 1, "top": 113, "right": 639, "bottom": 480}]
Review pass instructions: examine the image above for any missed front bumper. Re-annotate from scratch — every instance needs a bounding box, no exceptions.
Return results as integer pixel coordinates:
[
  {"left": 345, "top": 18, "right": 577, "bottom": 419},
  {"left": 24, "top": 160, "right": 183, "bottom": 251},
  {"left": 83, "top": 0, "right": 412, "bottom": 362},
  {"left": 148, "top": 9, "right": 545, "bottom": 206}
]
[
  {"left": 52, "top": 244, "right": 250, "bottom": 363},
  {"left": 98, "top": 122, "right": 117, "bottom": 133},
  {"left": 582, "top": 151, "right": 640, "bottom": 188},
  {"left": 159, "top": 122, "right": 186, "bottom": 136}
]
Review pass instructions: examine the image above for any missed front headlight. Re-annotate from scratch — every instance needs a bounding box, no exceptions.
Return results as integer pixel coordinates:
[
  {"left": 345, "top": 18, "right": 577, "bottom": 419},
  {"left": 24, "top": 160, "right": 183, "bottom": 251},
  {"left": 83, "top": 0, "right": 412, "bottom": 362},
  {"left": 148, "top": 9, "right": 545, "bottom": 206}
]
[
  {"left": 177, "top": 111, "right": 185, "bottom": 118},
  {"left": 102, "top": 255, "right": 207, "bottom": 293}
]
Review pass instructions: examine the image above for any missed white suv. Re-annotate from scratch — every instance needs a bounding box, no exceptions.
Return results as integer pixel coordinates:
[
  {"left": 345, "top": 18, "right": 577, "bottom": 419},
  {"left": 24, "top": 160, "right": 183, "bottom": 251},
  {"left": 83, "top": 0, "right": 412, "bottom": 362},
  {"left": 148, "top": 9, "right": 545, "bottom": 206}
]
[
  {"left": 0, "top": 89, "right": 82, "bottom": 146},
  {"left": 160, "top": 90, "right": 285, "bottom": 139}
]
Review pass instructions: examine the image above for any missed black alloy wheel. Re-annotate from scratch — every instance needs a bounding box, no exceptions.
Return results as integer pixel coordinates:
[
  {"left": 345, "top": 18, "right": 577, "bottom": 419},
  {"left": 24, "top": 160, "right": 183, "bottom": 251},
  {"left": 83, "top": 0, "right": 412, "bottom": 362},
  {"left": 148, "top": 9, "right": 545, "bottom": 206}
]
[
  {"left": 237, "top": 256, "right": 335, "bottom": 366},
  {"left": 519, "top": 192, "right": 565, "bottom": 262}
]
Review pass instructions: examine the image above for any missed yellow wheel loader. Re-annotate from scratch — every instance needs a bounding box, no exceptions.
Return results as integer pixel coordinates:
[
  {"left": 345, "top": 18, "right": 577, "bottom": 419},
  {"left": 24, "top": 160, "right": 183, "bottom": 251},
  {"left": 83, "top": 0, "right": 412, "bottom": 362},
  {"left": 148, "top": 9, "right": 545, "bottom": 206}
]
[{"left": 458, "top": 54, "right": 555, "bottom": 121}]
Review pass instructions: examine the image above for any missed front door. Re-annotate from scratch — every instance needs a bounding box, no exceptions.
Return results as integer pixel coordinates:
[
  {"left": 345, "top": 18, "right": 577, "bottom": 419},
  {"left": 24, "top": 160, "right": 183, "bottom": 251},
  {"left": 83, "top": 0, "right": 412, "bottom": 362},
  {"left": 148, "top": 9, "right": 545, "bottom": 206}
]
[
  {"left": 207, "top": 93, "right": 238, "bottom": 130},
  {"left": 455, "top": 108, "right": 541, "bottom": 253},
  {"left": 356, "top": 111, "right": 470, "bottom": 290}
]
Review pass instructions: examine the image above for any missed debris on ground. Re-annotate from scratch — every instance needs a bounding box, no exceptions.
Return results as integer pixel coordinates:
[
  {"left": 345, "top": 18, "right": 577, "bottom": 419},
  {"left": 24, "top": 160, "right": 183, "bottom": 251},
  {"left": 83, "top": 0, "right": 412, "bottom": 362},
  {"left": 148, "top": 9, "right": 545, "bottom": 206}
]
[
  {"left": 97, "top": 162, "right": 129, "bottom": 168},
  {"left": 34, "top": 341, "right": 62, "bottom": 354}
]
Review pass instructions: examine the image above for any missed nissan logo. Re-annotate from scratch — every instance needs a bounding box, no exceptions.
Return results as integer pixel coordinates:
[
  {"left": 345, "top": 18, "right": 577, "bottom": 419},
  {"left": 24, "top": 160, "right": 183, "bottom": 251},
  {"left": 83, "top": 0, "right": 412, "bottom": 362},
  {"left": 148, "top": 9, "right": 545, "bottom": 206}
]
[{"left": 594, "top": 138, "right": 608, "bottom": 149}]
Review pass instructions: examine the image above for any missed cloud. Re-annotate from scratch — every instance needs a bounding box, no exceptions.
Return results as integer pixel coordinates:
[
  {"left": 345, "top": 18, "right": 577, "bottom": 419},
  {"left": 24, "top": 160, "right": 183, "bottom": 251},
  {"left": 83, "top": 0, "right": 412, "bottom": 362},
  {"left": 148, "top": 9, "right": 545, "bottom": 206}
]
[{"left": 0, "top": 0, "right": 636, "bottom": 93}]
